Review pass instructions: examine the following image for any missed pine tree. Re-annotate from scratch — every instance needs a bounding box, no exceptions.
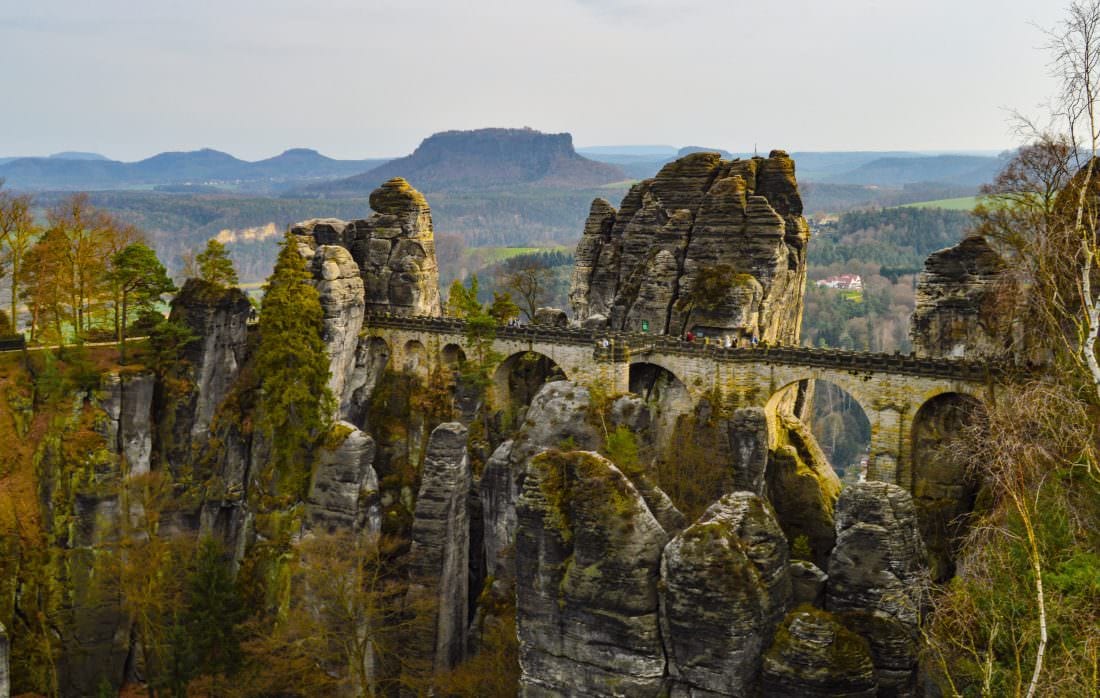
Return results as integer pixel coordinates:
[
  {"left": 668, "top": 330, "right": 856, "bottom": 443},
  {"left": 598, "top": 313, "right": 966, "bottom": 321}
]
[
  {"left": 106, "top": 242, "right": 175, "bottom": 362},
  {"left": 184, "top": 537, "right": 245, "bottom": 692},
  {"left": 255, "top": 233, "right": 333, "bottom": 498},
  {"left": 194, "top": 238, "right": 238, "bottom": 288}
]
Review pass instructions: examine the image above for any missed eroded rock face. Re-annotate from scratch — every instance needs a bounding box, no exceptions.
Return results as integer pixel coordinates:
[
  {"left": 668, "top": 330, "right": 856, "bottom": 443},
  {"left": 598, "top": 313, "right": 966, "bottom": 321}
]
[
  {"left": 479, "top": 381, "right": 601, "bottom": 579},
  {"left": 790, "top": 560, "right": 828, "bottom": 608},
  {"left": 159, "top": 279, "right": 252, "bottom": 474},
  {"left": 766, "top": 414, "right": 842, "bottom": 568},
  {"left": 516, "top": 450, "right": 668, "bottom": 697},
  {"left": 306, "top": 422, "right": 379, "bottom": 535},
  {"left": 827, "top": 481, "right": 929, "bottom": 695},
  {"left": 408, "top": 422, "right": 471, "bottom": 670},
  {"left": 97, "top": 371, "right": 156, "bottom": 476},
  {"left": 910, "top": 235, "right": 1015, "bottom": 359},
  {"left": 661, "top": 492, "right": 792, "bottom": 696},
  {"left": 760, "top": 607, "right": 878, "bottom": 698},
  {"left": 570, "top": 151, "right": 809, "bottom": 343},
  {"left": 294, "top": 241, "right": 366, "bottom": 418},
  {"left": 291, "top": 177, "right": 441, "bottom": 318},
  {"left": 532, "top": 306, "right": 568, "bottom": 326},
  {"left": 729, "top": 406, "right": 769, "bottom": 495}
]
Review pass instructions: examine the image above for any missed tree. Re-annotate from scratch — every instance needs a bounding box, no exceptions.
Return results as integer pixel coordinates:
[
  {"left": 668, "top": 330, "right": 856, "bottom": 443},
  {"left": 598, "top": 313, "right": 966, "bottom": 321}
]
[
  {"left": 255, "top": 233, "right": 333, "bottom": 499},
  {"left": 0, "top": 182, "right": 39, "bottom": 331},
  {"left": 106, "top": 243, "right": 175, "bottom": 362},
  {"left": 22, "top": 226, "right": 70, "bottom": 342},
  {"left": 183, "top": 537, "right": 245, "bottom": 694},
  {"left": 497, "top": 255, "right": 553, "bottom": 322},
  {"left": 194, "top": 238, "right": 239, "bottom": 288}
]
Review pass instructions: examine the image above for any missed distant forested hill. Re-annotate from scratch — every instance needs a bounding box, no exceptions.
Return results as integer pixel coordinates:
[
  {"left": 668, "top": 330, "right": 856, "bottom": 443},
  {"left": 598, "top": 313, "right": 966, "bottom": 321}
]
[{"left": 0, "top": 148, "right": 390, "bottom": 192}]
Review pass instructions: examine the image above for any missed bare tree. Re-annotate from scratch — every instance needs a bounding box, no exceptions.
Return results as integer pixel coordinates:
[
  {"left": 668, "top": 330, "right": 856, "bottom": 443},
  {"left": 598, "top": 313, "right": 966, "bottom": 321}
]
[{"left": 497, "top": 256, "right": 553, "bottom": 322}]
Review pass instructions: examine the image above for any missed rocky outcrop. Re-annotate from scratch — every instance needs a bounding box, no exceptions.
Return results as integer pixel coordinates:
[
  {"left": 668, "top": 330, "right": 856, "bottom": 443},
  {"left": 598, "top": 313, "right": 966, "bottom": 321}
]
[
  {"left": 532, "top": 306, "right": 568, "bottom": 326},
  {"left": 291, "top": 177, "right": 441, "bottom": 318},
  {"left": 294, "top": 241, "right": 366, "bottom": 417},
  {"left": 766, "top": 413, "right": 842, "bottom": 568},
  {"left": 159, "top": 278, "right": 252, "bottom": 473},
  {"left": 827, "top": 481, "right": 929, "bottom": 695},
  {"left": 729, "top": 406, "right": 769, "bottom": 495},
  {"left": 479, "top": 381, "right": 601, "bottom": 579},
  {"left": 570, "top": 151, "right": 810, "bottom": 343},
  {"left": 660, "top": 492, "right": 792, "bottom": 696},
  {"left": 910, "top": 235, "right": 1015, "bottom": 359},
  {"left": 759, "top": 607, "right": 878, "bottom": 698},
  {"left": 97, "top": 371, "right": 156, "bottom": 476},
  {"left": 910, "top": 394, "right": 980, "bottom": 581},
  {"left": 790, "top": 560, "right": 828, "bottom": 607},
  {"left": 408, "top": 423, "right": 471, "bottom": 671},
  {"left": 516, "top": 450, "right": 668, "bottom": 697},
  {"left": 306, "top": 422, "right": 379, "bottom": 535}
]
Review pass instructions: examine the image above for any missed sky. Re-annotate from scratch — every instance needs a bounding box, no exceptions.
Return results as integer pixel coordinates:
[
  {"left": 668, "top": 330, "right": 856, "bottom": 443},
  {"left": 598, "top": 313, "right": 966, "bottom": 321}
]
[{"left": 0, "top": 0, "right": 1072, "bottom": 161}]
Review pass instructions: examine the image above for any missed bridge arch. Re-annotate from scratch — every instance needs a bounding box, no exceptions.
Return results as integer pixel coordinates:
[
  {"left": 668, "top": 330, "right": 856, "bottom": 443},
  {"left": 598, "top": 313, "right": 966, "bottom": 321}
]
[
  {"left": 909, "top": 392, "right": 984, "bottom": 580},
  {"left": 764, "top": 378, "right": 872, "bottom": 482},
  {"left": 402, "top": 339, "right": 427, "bottom": 373},
  {"left": 493, "top": 350, "right": 568, "bottom": 411},
  {"left": 441, "top": 343, "right": 466, "bottom": 368}
]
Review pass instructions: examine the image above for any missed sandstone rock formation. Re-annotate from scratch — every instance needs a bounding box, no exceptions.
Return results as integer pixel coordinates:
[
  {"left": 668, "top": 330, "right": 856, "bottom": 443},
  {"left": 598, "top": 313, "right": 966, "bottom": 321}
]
[
  {"left": 291, "top": 177, "right": 441, "bottom": 318},
  {"left": 766, "top": 413, "right": 842, "bottom": 568},
  {"left": 661, "top": 492, "right": 792, "bottom": 696},
  {"left": 759, "top": 607, "right": 878, "bottom": 698},
  {"left": 295, "top": 240, "right": 366, "bottom": 416},
  {"left": 532, "top": 306, "right": 568, "bottom": 326},
  {"left": 570, "top": 151, "right": 810, "bottom": 343},
  {"left": 910, "top": 235, "right": 1015, "bottom": 359},
  {"left": 158, "top": 278, "right": 252, "bottom": 473},
  {"left": 408, "top": 422, "right": 471, "bottom": 670},
  {"left": 97, "top": 371, "right": 156, "bottom": 476},
  {"left": 729, "top": 406, "right": 769, "bottom": 495},
  {"left": 790, "top": 560, "right": 828, "bottom": 607},
  {"left": 516, "top": 450, "right": 668, "bottom": 697},
  {"left": 479, "top": 381, "right": 602, "bottom": 579},
  {"left": 827, "top": 481, "right": 929, "bottom": 694},
  {"left": 307, "top": 422, "right": 379, "bottom": 535},
  {"left": 910, "top": 393, "right": 981, "bottom": 581}
]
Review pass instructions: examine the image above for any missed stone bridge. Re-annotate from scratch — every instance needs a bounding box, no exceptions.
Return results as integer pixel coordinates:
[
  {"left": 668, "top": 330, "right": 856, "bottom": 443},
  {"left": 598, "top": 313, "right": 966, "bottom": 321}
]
[{"left": 364, "top": 314, "right": 1005, "bottom": 488}]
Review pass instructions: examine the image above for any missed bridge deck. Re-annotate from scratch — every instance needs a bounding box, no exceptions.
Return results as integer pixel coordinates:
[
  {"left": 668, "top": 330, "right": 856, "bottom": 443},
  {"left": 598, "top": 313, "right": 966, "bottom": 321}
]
[{"left": 363, "top": 314, "right": 1010, "bottom": 384}]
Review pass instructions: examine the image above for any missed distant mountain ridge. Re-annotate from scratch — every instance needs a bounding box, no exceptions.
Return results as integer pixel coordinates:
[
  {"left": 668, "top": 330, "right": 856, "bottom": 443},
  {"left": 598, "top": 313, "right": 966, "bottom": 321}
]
[
  {"left": 300, "top": 128, "right": 626, "bottom": 197},
  {"left": 0, "top": 148, "right": 391, "bottom": 191}
]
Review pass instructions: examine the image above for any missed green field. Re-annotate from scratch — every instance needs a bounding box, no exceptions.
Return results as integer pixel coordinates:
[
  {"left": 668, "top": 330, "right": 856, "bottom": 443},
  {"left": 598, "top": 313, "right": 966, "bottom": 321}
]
[
  {"left": 462, "top": 245, "right": 571, "bottom": 267},
  {"left": 901, "top": 196, "right": 980, "bottom": 211}
]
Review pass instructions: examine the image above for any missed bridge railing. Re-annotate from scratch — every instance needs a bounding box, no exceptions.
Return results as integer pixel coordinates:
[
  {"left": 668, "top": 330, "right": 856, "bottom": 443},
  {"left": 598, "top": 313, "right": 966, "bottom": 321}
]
[{"left": 362, "top": 313, "right": 1010, "bottom": 382}]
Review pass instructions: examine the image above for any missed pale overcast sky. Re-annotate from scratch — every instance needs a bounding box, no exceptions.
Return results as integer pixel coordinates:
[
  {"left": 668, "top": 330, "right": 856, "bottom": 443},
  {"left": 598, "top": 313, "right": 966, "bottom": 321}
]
[{"left": 0, "top": 0, "right": 1070, "bottom": 161}]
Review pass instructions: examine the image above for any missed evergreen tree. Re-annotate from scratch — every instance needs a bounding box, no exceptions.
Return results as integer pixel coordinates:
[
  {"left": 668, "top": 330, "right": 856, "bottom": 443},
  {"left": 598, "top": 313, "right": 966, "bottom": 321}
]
[
  {"left": 184, "top": 537, "right": 244, "bottom": 693},
  {"left": 195, "top": 238, "right": 238, "bottom": 288},
  {"left": 106, "top": 242, "right": 175, "bottom": 362},
  {"left": 255, "top": 233, "right": 333, "bottom": 498}
]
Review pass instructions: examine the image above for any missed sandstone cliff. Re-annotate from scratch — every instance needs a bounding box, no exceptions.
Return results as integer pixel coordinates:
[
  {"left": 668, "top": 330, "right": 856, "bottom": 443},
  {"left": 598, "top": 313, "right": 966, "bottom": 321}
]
[
  {"left": 291, "top": 177, "right": 442, "bottom": 318},
  {"left": 570, "top": 150, "right": 810, "bottom": 342},
  {"left": 910, "top": 235, "right": 1015, "bottom": 359}
]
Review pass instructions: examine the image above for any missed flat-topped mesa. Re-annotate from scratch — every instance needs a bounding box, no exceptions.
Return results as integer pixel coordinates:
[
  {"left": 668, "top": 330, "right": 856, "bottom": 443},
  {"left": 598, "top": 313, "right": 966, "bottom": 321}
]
[
  {"left": 291, "top": 177, "right": 442, "bottom": 317},
  {"left": 569, "top": 150, "right": 810, "bottom": 344}
]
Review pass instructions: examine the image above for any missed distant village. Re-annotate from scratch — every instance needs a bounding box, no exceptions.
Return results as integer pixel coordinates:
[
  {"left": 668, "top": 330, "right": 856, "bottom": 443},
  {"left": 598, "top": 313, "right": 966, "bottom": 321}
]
[{"left": 815, "top": 273, "right": 863, "bottom": 291}]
